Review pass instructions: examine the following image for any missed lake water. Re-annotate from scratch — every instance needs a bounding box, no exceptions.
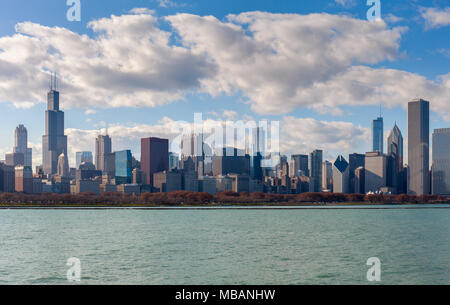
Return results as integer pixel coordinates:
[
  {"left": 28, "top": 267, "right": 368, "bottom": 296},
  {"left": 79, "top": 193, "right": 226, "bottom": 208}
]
[{"left": 0, "top": 205, "right": 449, "bottom": 285}]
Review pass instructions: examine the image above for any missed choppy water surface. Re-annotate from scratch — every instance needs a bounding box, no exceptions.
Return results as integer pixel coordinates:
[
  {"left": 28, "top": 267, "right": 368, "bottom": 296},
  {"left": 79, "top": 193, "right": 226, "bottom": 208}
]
[{"left": 0, "top": 205, "right": 449, "bottom": 284}]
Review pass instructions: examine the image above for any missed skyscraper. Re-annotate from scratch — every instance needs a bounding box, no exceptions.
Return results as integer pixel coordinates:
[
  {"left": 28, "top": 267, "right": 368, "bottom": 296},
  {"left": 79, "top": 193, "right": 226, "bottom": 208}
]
[
  {"left": 432, "top": 128, "right": 450, "bottom": 196},
  {"left": 372, "top": 117, "right": 384, "bottom": 153},
  {"left": 387, "top": 124, "right": 404, "bottom": 193},
  {"left": 309, "top": 150, "right": 323, "bottom": 192},
  {"left": 42, "top": 75, "right": 68, "bottom": 175},
  {"left": 322, "top": 160, "right": 333, "bottom": 191},
  {"left": 76, "top": 151, "right": 93, "bottom": 169},
  {"left": 290, "top": 154, "right": 309, "bottom": 177},
  {"left": 408, "top": 99, "right": 430, "bottom": 195},
  {"left": 13, "top": 125, "right": 32, "bottom": 167},
  {"left": 365, "top": 151, "right": 387, "bottom": 193},
  {"left": 349, "top": 153, "right": 365, "bottom": 193},
  {"left": 333, "top": 155, "right": 349, "bottom": 193},
  {"left": 115, "top": 150, "right": 132, "bottom": 185},
  {"left": 95, "top": 134, "right": 112, "bottom": 172},
  {"left": 141, "top": 137, "right": 169, "bottom": 186}
]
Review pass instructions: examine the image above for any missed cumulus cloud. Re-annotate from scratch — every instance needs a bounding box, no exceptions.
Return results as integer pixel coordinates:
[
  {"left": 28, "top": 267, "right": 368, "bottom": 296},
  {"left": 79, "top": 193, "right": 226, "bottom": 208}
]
[
  {"left": 0, "top": 11, "right": 449, "bottom": 120},
  {"left": 420, "top": 7, "right": 450, "bottom": 29}
]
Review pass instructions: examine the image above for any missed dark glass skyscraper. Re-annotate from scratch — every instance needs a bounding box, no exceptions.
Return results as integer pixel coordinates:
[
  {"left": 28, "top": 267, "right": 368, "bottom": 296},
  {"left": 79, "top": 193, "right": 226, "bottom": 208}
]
[
  {"left": 42, "top": 77, "right": 68, "bottom": 175},
  {"left": 309, "top": 150, "right": 323, "bottom": 192},
  {"left": 141, "top": 137, "right": 169, "bottom": 186},
  {"left": 372, "top": 117, "right": 383, "bottom": 153},
  {"left": 432, "top": 128, "right": 450, "bottom": 196},
  {"left": 349, "top": 153, "right": 365, "bottom": 193},
  {"left": 408, "top": 99, "right": 430, "bottom": 195},
  {"left": 115, "top": 150, "right": 132, "bottom": 185}
]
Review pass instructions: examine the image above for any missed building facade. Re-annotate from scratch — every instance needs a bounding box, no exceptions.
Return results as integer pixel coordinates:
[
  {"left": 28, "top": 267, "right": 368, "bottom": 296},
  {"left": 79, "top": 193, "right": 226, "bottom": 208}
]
[
  {"left": 76, "top": 151, "right": 93, "bottom": 169},
  {"left": 372, "top": 117, "right": 384, "bottom": 153},
  {"left": 95, "top": 134, "right": 112, "bottom": 173},
  {"left": 309, "top": 150, "right": 323, "bottom": 192},
  {"left": 387, "top": 124, "right": 404, "bottom": 194},
  {"left": 14, "top": 125, "right": 32, "bottom": 167},
  {"left": 115, "top": 150, "right": 132, "bottom": 185},
  {"left": 349, "top": 153, "right": 365, "bottom": 193},
  {"left": 141, "top": 137, "right": 169, "bottom": 187},
  {"left": 332, "top": 155, "right": 349, "bottom": 194},
  {"left": 365, "top": 151, "right": 387, "bottom": 193},
  {"left": 408, "top": 99, "right": 430, "bottom": 195},
  {"left": 432, "top": 128, "right": 450, "bottom": 196}
]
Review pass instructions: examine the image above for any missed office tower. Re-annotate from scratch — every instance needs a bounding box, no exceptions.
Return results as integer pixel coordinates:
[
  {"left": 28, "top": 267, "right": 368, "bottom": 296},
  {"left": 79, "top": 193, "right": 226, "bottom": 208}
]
[
  {"left": 372, "top": 116, "right": 384, "bottom": 153},
  {"left": 252, "top": 127, "right": 266, "bottom": 157},
  {"left": 14, "top": 166, "right": 33, "bottom": 193},
  {"left": 252, "top": 152, "right": 263, "bottom": 181},
  {"left": 57, "top": 153, "right": 69, "bottom": 177},
  {"left": 5, "top": 153, "right": 24, "bottom": 167},
  {"left": 104, "top": 152, "right": 116, "bottom": 179},
  {"left": 322, "top": 161, "right": 333, "bottom": 191},
  {"left": 355, "top": 167, "right": 365, "bottom": 194},
  {"left": 432, "top": 128, "right": 450, "bottom": 195},
  {"left": 0, "top": 163, "right": 15, "bottom": 192},
  {"left": 290, "top": 154, "right": 309, "bottom": 177},
  {"left": 132, "top": 168, "right": 147, "bottom": 185},
  {"left": 76, "top": 151, "right": 93, "bottom": 169},
  {"left": 95, "top": 134, "right": 112, "bottom": 172},
  {"left": 213, "top": 148, "right": 250, "bottom": 177},
  {"left": 349, "top": 153, "right": 365, "bottom": 193},
  {"left": 141, "top": 137, "right": 169, "bottom": 186},
  {"left": 153, "top": 171, "right": 183, "bottom": 193},
  {"left": 115, "top": 150, "right": 132, "bottom": 185},
  {"left": 169, "top": 152, "right": 179, "bottom": 170},
  {"left": 13, "top": 125, "right": 32, "bottom": 167},
  {"left": 309, "top": 150, "right": 323, "bottom": 192},
  {"left": 333, "top": 155, "right": 350, "bottom": 193},
  {"left": 408, "top": 99, "right": 430, "bottom": 195},
  {"left": 365, "top": 151, "right": 387, "bottom": 193},
  {"left": 387, "top": 124, "right": 404, "bottom": 193},
  {"left": 42, "top": 75, "right": 68, "bottom": 175}
]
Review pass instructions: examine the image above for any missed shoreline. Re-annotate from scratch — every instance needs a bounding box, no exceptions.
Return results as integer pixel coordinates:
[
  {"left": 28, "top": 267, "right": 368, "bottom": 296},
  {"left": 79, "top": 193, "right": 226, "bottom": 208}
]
[{"left": 1, "top": 202, "right": 450, "bottom": 210}]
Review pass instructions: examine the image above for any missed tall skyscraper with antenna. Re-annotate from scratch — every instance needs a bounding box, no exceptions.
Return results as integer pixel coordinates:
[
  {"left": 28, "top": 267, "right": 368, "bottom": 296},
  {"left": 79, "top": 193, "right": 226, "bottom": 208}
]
[
  {"left": 372, "top": 106, "right": 384, "bottom": 153},
  {"left": 42, "top": 73, "right": 68, "bottom": 175}
]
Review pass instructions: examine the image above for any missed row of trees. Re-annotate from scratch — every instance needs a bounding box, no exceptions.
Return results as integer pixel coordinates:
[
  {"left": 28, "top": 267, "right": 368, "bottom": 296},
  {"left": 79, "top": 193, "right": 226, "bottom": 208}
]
[{"left": 0, "top": 191, "right": 448, "bottom": 206}]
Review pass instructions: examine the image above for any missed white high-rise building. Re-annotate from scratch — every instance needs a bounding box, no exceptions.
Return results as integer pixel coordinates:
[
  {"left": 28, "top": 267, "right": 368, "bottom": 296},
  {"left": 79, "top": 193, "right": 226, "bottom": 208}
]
[{"left": 13, "top": 124, "right": 32, "bottom": 167}]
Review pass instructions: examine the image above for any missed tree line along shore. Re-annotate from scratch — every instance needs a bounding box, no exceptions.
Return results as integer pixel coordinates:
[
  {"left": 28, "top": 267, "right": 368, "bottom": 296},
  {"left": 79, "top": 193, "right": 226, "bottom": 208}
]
[{"left": 0, "top": 191, "right": 448, "bottom": 207}]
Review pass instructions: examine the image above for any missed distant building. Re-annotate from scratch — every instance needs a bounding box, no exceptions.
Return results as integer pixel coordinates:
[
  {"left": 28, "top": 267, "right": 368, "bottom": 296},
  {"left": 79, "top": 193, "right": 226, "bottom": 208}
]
[
  {"left": 117, "top": 184, "right": 140, "bottom": 196},
  {"left": 199, "top": 176, "right": 217, "bottom": 194},
  {"left": 309, "top": 150, "right": 323, "bottom": 192},
  {"left": 291, "top": 154, "right": 309, "bottom": 177},
  {"left": 5, "top": 153, "right": 24, "bottom": 167},
  {"left": 432, "top": 128, "right": 450, "bottom": 196},
  {"left": 349, "top": 153, "right": 365, "bottom": 193},
  {"left": 141, "top": 137, "right": 169, "bottom": 187},
  {"left": 71, "top": 180, "right": 100, "bottom": 195},
  {"left": 333, "top": 155, "right": 349, "bottom": 193},
  {"left": 229, "top": 174, "right": 250, "bottom": 193},
  {"left": 216, "top": 175, "right": 233, "bottom": 192},
  {"left": 387, "top": 124, "right": 404, "bottom": 194},
  {"left": 95, "top": 134, "right": 112, "bottom": 173},
  {"left": 408, "top": 99, "right": 430, "bottom": 195},
  {"left": 355, "top": 167, "right": 365, "bottom": 194},
  {"left": 0, "top": 163, "right": 15, "bottom": 192},
  {"left": 372, "top": 116, "right": 383, "bottom": 153},
  {"left": 14, "top": 125, "right": 32, "bottom": 167},
  {"left": 76, "top": 151, "right": 93, "bottom": 169},
  {"left": 169, "top": 152, "right": 179, "bottom": 170},
  {"left": 76, "top": 162, "right": 102, "bottom": 181},
  {"left": 213, "top": 148, "right": 250, "bottom": 177},
  {"left": 42, "top": 78, "right": 68, "bottom": 176},
  {"left": 115, "top": 150, "right": 132, "bottom": 185},
  {"left": 153, "top": 171, "right": 182, "bottom": 193},
  {"left": 132, "top": 168, "right": 147, "bottom": 185},
  {"left": 15, "top": 166, "right": 33, "bottom": 193},
  {"left": 365, "top": 152, "right": 387, "bottom": 193},
  {"left": 104, "top": 152, "right": 116, "bottom": 179},
  {"left": 322, "top": 161, "right": 333, "bottom": 191}
]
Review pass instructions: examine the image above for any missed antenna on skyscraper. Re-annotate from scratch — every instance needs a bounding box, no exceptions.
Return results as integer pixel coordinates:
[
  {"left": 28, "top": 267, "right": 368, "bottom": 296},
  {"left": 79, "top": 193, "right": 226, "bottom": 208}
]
[{"left": 379, "top": 103, "right": 382, "bottom": 118}]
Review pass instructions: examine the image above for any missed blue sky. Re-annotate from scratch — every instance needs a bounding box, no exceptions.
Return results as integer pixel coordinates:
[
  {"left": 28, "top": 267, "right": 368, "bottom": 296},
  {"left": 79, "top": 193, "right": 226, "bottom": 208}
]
[{"left": 0, "top": 0, "right": 449, "bottom": 166}]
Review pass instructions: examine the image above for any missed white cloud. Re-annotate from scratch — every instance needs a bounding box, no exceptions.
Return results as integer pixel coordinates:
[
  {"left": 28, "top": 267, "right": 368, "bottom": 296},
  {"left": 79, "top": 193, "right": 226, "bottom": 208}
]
[
  {"left": 385, "top": 13, "right": 404, "bottom": 24},
  {"left": 334, "top": 0, "right": 357, "bottom": 8},
  {"left": 420, "top": 7, "right": 450, "bottom": 29},
  {"left": 0, "top": 11, "right": 449, "bottom": 121}
]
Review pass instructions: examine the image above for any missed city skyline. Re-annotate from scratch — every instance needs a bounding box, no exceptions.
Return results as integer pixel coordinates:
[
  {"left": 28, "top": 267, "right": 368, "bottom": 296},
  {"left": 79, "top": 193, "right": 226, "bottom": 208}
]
[{"left": 0, "top": 1, "right": 449, "bottom": 168}]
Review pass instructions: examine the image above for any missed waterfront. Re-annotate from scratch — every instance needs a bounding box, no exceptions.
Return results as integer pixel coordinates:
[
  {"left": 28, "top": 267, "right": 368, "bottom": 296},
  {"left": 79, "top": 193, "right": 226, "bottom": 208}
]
[{"left": 0, "top": 206, "right": 449, "bottom": 284}]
